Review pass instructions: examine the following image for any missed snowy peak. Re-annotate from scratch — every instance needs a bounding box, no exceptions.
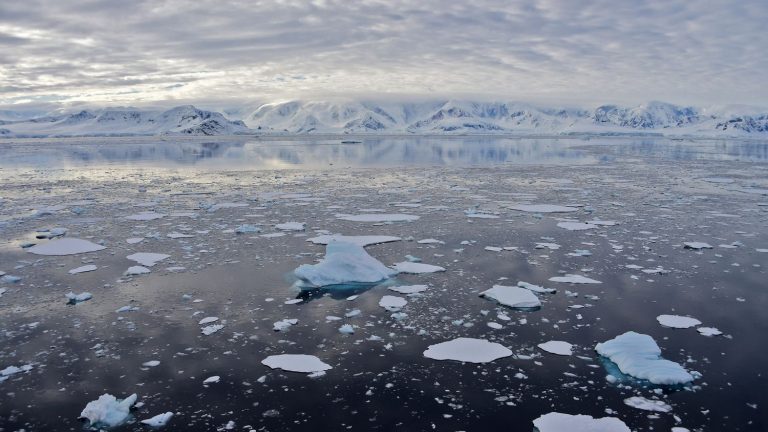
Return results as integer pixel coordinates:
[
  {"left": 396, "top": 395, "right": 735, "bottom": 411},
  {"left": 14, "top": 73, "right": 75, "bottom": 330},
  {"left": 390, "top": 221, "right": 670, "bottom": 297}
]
[{"left": 593, "top": 101, "right": 700, "bottom": 129}]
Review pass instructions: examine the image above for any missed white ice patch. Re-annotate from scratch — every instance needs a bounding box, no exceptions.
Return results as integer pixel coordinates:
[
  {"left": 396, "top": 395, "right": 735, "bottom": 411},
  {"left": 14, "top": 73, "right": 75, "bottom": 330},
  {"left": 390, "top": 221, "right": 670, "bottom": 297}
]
[
  {"left": 595, "top": 331, "right": 694, "bottom": 385},
  {"left": 307, "top": 234, "right": 401, "bottom": 247},
  {"left": 28, "top": 238, "right": 105, "bottom": 256},
  {"left": 80, "top": 393, "right": 138, "bottom": 428},
  {"left": 657, "top": 314, "right": 702, "bottom": 329},
  {"left": 336, "top": 213, "right": 419, "bottom": 222},
  {"left": 624, "top": 396, "right": 673, "bottom": 412},
  {"left": 198, "top": 317, "right": 219, "bottom": 325},
  {"left": 66, "top": 291, "right": 92, "bottom": 304},
  {"left": 683, "top": 242, "right": 713, "bottom": 250},
  {"left": 201, "top": 324, "right": 224, "bottom": 335},
  {"left": 549, "top": 274, "right": 602, "bottom": 284},
  {"left": 423, "top": 338, "right": 512, "bottom": 363},
  {"left": 390, "top": 262, "right": 445, "bottom": 274},
  {"left": 276, "top": 222, "right": 305, "bottom": 231},
  {"left": 127, "top": 252, "right": 170, "bottom": 267},
  {"left": 517, "top": 281, "right": 556, "bottom": 294},
  {"left": 68, "top": 264, "right": 97, "bottom": 275},
  {"left": 141, "top": 412, "right": 173, "bottom": 427},
  {"left": 697, "top": 327, "right": 723, "bottom": 336},
  {"left": 480, "top": 285, "right": 541, "bottom": 309},
  {"left": 511, "top": 204, "right": 578, "bottom": 213},
  {"left": 557, "top": 221, "right": 598, "bottom": 231},
  {"left": 538, "top": 341, "right": 573, "bottom": 356},
  {"left": 273, "top": 318, "right": 298, "bottom": 331},
  {"left": 203, "top": 376, "right": 220, "bottom": 384},
  {"left": 261, "top": 354, "right": 332, "bottom": 373},
  {"left": 532, "top": 412, "right": 630, "bottom": 432},
  {"left": 294, "top": 242, "right": 396, "bottom": 287},
  {"left": 125, "top": 266, "right": 150, "bottom": 276},
  {"left": 388, "top": 285, "right": 428, "bottom": 294},
  {"left": 379, "top": 295, "right": 407, "bottom": 312},
  {"left": 417, "top": 239, "right": 444, "bottom": 244},
  {"left": 125, "top": 211, "right": 165, "bottom": 221}
]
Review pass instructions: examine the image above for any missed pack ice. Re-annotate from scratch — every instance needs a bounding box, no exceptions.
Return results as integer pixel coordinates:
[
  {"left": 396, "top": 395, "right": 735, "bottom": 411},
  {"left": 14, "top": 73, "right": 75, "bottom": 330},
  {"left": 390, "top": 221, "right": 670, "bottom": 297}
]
[
  {"left": 595, "top": 331, "right": 694, "bottom": 385},
  {"left": 532, "top": 412, "right": 630, "bottom": 432},
  {"left": 80, "top": 393, "right": 137, "bottom": 428},
  {"left": 423, "top": 338, "right": 512, "bottom": 363},
  {"left": 294, "top": 242, "right": 396, "bottom": 287},
  {"left": 480, "top": 285, "right": 541, "bottom": 309},
  {"left": 27, "top": 238, "right": 105, "bottom": 256}
]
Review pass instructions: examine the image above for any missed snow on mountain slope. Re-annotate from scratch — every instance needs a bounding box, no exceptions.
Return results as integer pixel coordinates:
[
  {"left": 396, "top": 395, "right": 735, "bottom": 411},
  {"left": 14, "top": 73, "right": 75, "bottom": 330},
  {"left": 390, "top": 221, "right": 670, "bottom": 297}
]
[{"left": 1, "top": 105, "right": 251, "bottom": 137}]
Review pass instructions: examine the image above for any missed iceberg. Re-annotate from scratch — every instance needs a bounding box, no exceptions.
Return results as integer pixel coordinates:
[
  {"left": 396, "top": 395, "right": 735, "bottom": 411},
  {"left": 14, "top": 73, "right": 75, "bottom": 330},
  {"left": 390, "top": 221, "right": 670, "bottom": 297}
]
[
  {"left": 423, "top": 338, "right": 512, "bottom": 363},
  {"left": 595, "top": 331, "right": 694, "bottom": 385},
  {"left": 141, "top": 411, "right": 173, "bottom": 427},
  {"left": 480, "top": 285, "right": 541, "bottom": 309},
  {"left": 66, "top": 291, "right": 92, "bottom": 304},
  {"left": 294, "top": 242, "right": 396, "bottom": 287},
  {"left": 80, "top": 393, "right": 137, "bottom": 428},
  {"left": 532, "top": 412, "right": 630, "bottom": 432}
]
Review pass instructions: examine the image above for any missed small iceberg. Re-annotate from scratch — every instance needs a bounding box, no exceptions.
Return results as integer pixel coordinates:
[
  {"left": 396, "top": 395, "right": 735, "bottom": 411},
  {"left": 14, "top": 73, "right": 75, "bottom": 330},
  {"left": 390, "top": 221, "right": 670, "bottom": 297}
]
[
  {"left": 294, "top": 242, "right": 397, "bottom": 287},
  {"left": 532, "top": 412, "right": 630, "bottom": 432},
  {"left": 141, "top": 411, "right": 173, "bottom": 427},
  {"left": 684, "top": 242, "right": 713, "bottom": 250},
  {"left": 480, "top": 285, "right": 541, "bottom": 309},
  {"left": 80, "top": 393, "right": 137, "bottom": 428},
  {"left": 28, "top": 238, "right": 105, "bottom": 256},
  {"left": 307, "top": 234, "right": 401, "bottom": 247},
  {"left": 595, "top": 331, "right": 694, "bottom": 385},
  {"left": 261, "top": 354, "right": 332, "bottom": 373},
  {"left": 423, "top": 337, "right": 512, "bottom": 363},
  {"left": 66, "top": 291, "right": 92, "bottom": 304}
]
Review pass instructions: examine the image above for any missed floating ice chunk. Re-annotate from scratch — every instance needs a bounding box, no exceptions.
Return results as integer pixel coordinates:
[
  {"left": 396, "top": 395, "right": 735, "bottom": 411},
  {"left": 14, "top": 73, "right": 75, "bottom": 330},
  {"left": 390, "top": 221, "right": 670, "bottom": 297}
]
[
  {"left": 566, "top": 249, "right": 592, "bottom": 257},
  {"left": 586, "top": 220, "right": 618, "bottom": 226},
  {"left": 234, "top": 224, "right": 261, "bottom": 234},
  {"left": 203, "top": 375, "right": 220, "bottom": 384},
  {"left": 68, "top": 264, "right": 97, "bottom": 275},
  {"left": 66, "top": 291, "right": 92, "bottom": 304},
  {"left": 388, "top": 285, "right": 428, "bottom": 294},
  {"left": 557, "top": 222, "right": 598, "bottom": 231},
  {"left": 511, "top": 204, "right": 578, "bottom": 213},
  {"left": 757, "top": 249, "right": 768, "bottom": 253},
  {"left": 198, "top": 317, "right": 219, "bottom": 325},
  {"left": 423, "top": 338, "right": 512, "bottom": 363},
  {"left": 480, "top": 285, "right": 541, "bottom": 309},
  {"left": 167, "top": 232, "right": 193, "bottom": 239},
  {"left": 80, "top": 393, "right": 138, "bottom": 428},
  {"left": 261, "top": 354, "right": 332, "bottom": 373},
  {"left": 683, "top": 242, "right": 713, "bottom": 250},
  {"left": 275, "top": 222, "right": 305, "bottom": 231},
  {"left": 307, "top": 234, "right": 401, "bottom": 247},
  {"left": 697, "top": 327, "right": 723, "bottom": 336},
  {"left": 127, "top": 252, "right": 170, "bottom": 267},
  {"left": 28, "top": 238, "right": 105, "bottom": 256},
  {"left": 464, "top": 210, "right": 499, "bottom": 219},
  {"left": 485, "top": 246, "right": 503, "bottom": 252},
  {"left": 273, "top": 319, "right": 298, "bottom": 331},
  {"left": 336, "top": 213, "right": 419, "bottom": 222},
  {"left": 116, "top": 306, "right": 138, "bottom": 313},
  {"left": 201, "top": 324, "right": 224, "bottom": 335},
  {"left": 517, "top": 281, "right": 556, "bottom": 294},
  {"left": 142, "top": 360, "right": 160, "bottom": 367},
  {"left": 391, "top": 262, "right": 445, "bottom": 274},
  {"left": 284, "top": 299, "right": 303, "bottom": 305},
  {"left": 294, "top": 242, "right": 396, "bottom": 287},
  {"left": 538, "top": 341, "right": 573, "bottom": 356},
  {"left": 125, "top": 266, "right": 150, "bottom": 276},
  {"left": 549, "top": 274, "right": 602, "bottom": 284},
  {"left": 141, "top": 412, "right": 173, "bottom": 427},
  {"left": 417, "top": 239, "right": 444, "bottom": 245},
  {"left": 656, "top": 315, "right": 702, "bottom": 329},
  {"left": 338, "top": 324, "right": 354, "bottom": 334},
  {"left": 379, "top": 295, "right": 407, "bottom": 312},
  {"left": 595, "top": 331, "right": 694, "bottom": 385},
  {"left": 0, "top": 288, "right": 6, "bottom": 297},
  {"left": 126, "top": 237, "right": 144, "bottom": 244},
  {"left": 1, "top": 364, "right": 33, "bottom": 377},
  {"left": 126, "top": 212, "right": 165, "bottom": 221},
  {"left": 535, "top": 242, "right": 561, "bottom": 250},
  {"left": 702, "top": 177, "right": 735, "bottom": 184},
  {"left": 532, "top": 412, "right": 630, "bottom": 432},
  {"left": 624, "top": 396, "right": 672, "bottom": 412}
]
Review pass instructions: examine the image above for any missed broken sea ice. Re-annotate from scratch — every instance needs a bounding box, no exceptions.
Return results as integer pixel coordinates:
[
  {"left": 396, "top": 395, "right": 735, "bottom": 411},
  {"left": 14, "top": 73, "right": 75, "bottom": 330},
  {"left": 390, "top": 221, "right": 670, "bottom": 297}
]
[
  {"left": 595, "top": 331, "right": 694, "bottom": 385},
  {"left": 423, "top": 338, "right": 512, "bottom": 363},
  {"left": 79, "top": 393, "right": 137, "bottom": 428}
]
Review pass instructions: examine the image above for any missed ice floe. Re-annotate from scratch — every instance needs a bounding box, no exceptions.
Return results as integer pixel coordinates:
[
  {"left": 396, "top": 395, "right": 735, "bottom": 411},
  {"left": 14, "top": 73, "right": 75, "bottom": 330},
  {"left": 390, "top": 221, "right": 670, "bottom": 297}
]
[
  {"left": 27, "top": 238, "right": 105, "bottom": 256},
  {"left": 201, "top": 324, "right": 224, "bottom": 335},
  {"left": 532, "top": 412, "right": 630, "bottom": 432},
  {"left": 379, "top": 295, "right": 407, "bottom": 312},
  {"left": 294, "top": 242, "right": 396, "bottom": 287},
  {"left": 125, "top": 266, "right": 150, "bottom": 276},
  {"left": 390, "top": 262, "right": 445, "bottom": 274},
  {"left": 141, "top": 412, "right": 173, "bottom": 427},
  {"left": 307, "top": 234, "right": 401, "bottom": 247},
  {"left": 127, "top": 252, "right": 170, "bottom": 267},
  {"left": 549, "top": 274, "right": 602, "bottom": 284},
  {"left": 203, "top": 376, "right": 220, "bottom": 384},
  {"left": 511, "top": 204, "right": 578, "bottom": 213},
  {"left": 125, "top": 211, "right": 165, "bottom": 221},
  {"left": 80, "top": 393, "right": 137, "bottom": 428},
  {"left": 697, "top": 327, "right": 723, "bottom": 336},
  {"left": 538, "top": 341, "right": 573, "bottom": 356},
  {"left": 595, "top": 331, "right": 694, "bottom": 385},
  {"left": 480, "top": 285, "right": 541, "bottom": 309},
  {"left": 68, "top": 264, "right": 97, "bottom": 275},
  {"left": 234, "top": 224, "right": 261, "bottom": 234},
  {"left": 336, "top": 213, "right": 419, "bottom": 222},
  {"left": 273, "top": 318, "right": 298, "bottom": 331},
  {"left": 683, "top": 242, "right": 713, "bottom": 250},
  {"left": 557, "top": 221, "right": 598, "bottom": 231},
  {"left": 276, "top": 222, "right": 305, "bottom": 231},
  {"left": 657, "top": 314, "right": 702, "bottom": 329},
  {"left": 517, "top": 281, "right": 556, "bottom": 294},
  {"left": 66, "top": 291, "right": 92, "bottom": 304},
  {"left": 624, "top": 396, "right": 672, "bottom": 412},
  {"left": 423, "top": 338, "right": 512, "bottom": 363},
  {"left": 388, "top": 284, "right": 428, "bottom": 294},
  {"left": 261, "top": 354, "right": 332, "bottom": 373}
]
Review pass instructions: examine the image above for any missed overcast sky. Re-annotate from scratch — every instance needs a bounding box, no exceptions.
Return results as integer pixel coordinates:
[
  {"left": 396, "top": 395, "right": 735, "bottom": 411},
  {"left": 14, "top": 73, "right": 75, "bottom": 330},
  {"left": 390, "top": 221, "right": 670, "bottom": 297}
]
[{"left": 1, "top": 0, "right": 766, "bottom": 109}]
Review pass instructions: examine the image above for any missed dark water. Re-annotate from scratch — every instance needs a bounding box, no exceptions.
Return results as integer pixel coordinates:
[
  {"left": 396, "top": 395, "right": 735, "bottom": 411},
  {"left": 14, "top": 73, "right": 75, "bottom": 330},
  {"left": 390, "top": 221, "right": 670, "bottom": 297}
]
[{"left": 0, "top": 137, "right": 766, "bottom": 431}]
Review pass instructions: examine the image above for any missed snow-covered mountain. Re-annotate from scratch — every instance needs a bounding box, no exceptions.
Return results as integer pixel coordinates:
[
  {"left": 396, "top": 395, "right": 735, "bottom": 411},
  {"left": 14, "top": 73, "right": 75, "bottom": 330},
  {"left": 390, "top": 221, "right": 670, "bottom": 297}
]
[
  {"left": 0, "top": 105, "right": 250, "bottom": 137},
  {"left": 1, "top": 100, "right": 767, "bottom": 138}
]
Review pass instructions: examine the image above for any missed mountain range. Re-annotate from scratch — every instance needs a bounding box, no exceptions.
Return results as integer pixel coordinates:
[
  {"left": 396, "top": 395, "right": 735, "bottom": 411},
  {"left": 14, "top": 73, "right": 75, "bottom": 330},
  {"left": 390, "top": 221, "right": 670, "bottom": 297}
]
[{"left": 1, "top": 100, "right": 766, "bottom": 138}]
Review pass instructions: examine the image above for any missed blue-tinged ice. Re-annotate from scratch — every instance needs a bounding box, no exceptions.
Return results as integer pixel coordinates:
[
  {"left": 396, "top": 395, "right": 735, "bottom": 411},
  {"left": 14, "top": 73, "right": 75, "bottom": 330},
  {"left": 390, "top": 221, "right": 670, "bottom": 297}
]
[
  {"left": 595, "top": 331, "right": 694, "bottom": 385},
  {"left": 294, "top": 242, "right": 397, "bottom": 288}
]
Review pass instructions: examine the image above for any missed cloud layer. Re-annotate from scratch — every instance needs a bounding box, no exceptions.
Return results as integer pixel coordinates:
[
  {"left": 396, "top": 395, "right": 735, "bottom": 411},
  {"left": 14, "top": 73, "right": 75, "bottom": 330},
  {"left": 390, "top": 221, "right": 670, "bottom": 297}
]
[{"left": 1, "top": 0, "right": 766, "bottom": 108}]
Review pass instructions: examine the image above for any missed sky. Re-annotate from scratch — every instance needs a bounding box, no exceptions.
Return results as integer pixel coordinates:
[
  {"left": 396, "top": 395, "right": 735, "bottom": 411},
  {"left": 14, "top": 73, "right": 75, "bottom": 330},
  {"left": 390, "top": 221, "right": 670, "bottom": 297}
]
[{"left": 1, "top": 0, "right": 766, "bottom": 110}]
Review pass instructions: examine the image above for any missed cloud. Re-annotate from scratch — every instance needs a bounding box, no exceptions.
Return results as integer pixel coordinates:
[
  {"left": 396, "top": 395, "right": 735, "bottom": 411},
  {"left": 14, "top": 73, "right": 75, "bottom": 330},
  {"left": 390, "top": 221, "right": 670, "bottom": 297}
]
[{"left": 1, "top": 0, "right": 766, "bottom": 108}]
